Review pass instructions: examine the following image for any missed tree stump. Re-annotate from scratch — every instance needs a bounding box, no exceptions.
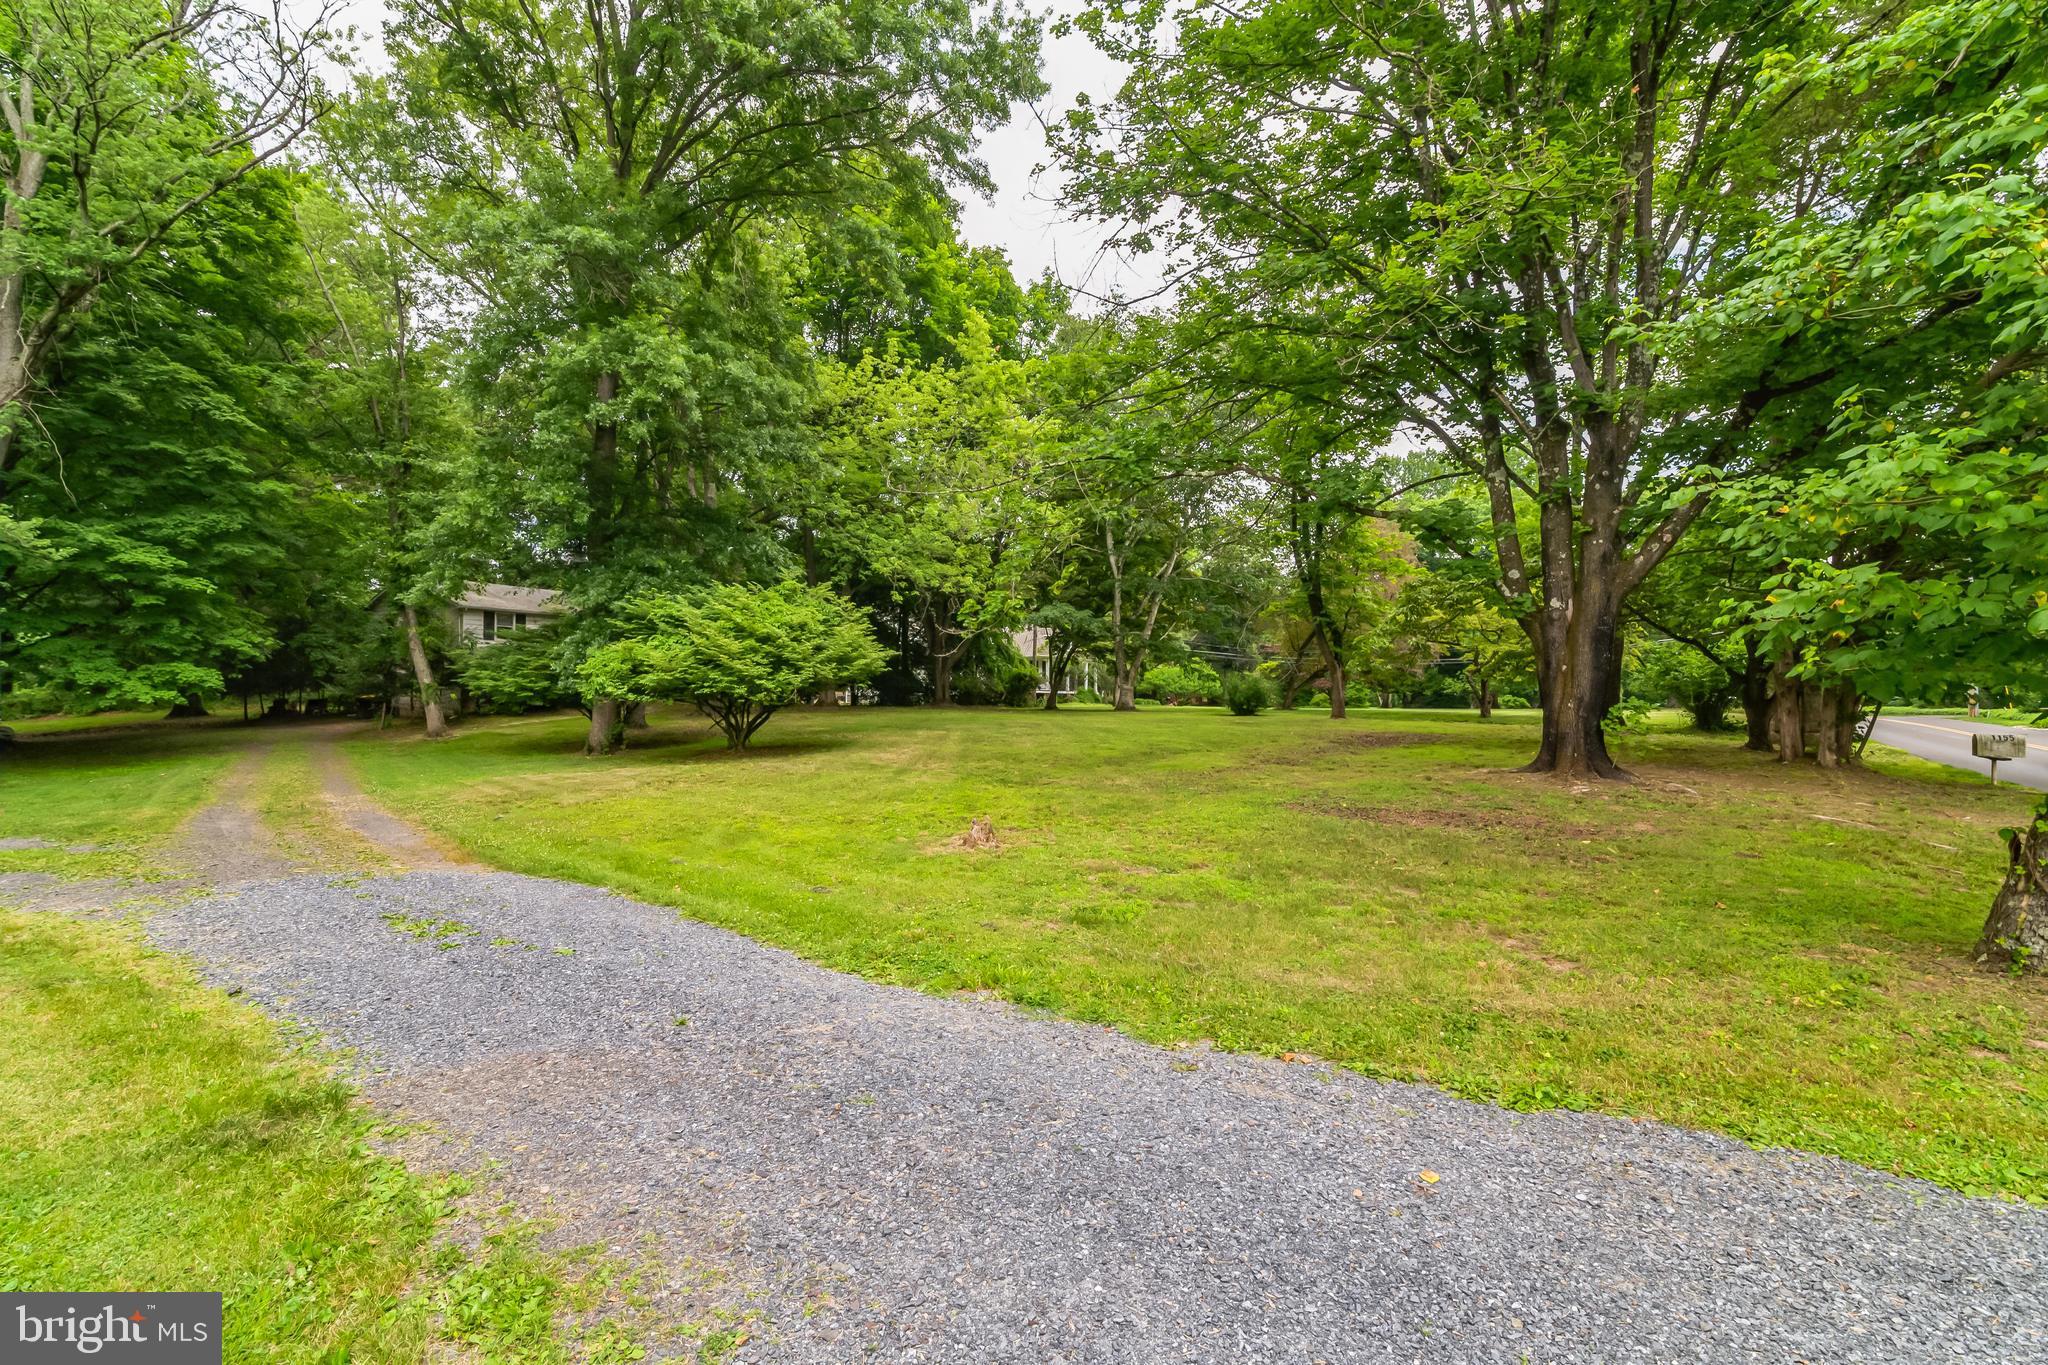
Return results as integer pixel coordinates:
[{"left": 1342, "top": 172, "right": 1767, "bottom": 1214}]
[{"left": 1976, "top": 810, "right": 2048, "bottom": 973}]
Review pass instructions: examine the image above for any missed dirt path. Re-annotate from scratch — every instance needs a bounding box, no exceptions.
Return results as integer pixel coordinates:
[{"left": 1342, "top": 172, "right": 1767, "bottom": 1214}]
[
  {"left": 169, "top": 740, "right": 303, "bottom": 884},
  {"left": 87, "top": 729, "right": 2048, "bottom": 1364},
  {"left": 304, "top": 737, "right": 471, "bottom": 870}
]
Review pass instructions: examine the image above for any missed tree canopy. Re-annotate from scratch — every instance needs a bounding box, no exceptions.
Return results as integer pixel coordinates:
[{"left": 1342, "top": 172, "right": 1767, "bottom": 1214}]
[{"left": 1, "top": 0, "right": 2039, "bottom": 817}]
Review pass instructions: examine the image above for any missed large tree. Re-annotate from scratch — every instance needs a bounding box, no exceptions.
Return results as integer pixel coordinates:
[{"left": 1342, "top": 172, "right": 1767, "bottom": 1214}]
[
  {"left": 0, "top": 0, "right": 332, "bottom": 478},
  {"left": 0, "top": 171, "right": 349, "bottom": 706},
  {"left": 0, "top": 0, "right": 336, "bottom": 696},
  {"left": 1050, "top": 321, "right": 1250, "bottom": 711},
  {"left": 291, "top": 180, "right": 476, "bottom": 736},
  {"left": 1057, "top": 0, "right": 2015, "bottom": 777},
  {"left": 818, "top": 316, "right": 1062, "bottom": 703},
  {"left": 378, "top": 0, "right": 1042, "bottom": 751},
  {"left": 1719, "top": 0, "right": 2048, "bottom": 738}
]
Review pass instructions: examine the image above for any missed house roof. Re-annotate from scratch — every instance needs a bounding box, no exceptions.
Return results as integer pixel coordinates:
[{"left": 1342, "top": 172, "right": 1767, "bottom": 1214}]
[{"left": 455, "top": 583, "right": 564, "bottom": 614}]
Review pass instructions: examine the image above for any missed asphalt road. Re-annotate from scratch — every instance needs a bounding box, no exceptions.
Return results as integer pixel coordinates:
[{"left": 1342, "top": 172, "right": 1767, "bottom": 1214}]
[{"left": 1867, "top": 714, "right": 2048, "bottom": 791}]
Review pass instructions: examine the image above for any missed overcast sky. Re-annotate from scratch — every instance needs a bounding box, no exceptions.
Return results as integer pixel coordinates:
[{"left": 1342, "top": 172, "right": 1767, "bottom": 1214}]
[{"left": 952, "top": 4, "right": 1163, "bottom": 304}]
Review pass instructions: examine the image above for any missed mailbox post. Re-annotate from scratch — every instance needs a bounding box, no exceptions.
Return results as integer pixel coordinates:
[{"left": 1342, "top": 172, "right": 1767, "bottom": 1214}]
[{"left": 1972, "top": 733, "right": 2027, "bottom": 784}]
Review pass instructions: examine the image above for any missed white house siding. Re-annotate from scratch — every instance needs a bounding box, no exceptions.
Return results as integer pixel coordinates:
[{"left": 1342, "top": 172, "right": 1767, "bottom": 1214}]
[
  {"left": 451, "top": 584, "right": 564, "bottom": 645},
  {"left": 1009, "top": 627, "right": 1099, "bottom": 697}
]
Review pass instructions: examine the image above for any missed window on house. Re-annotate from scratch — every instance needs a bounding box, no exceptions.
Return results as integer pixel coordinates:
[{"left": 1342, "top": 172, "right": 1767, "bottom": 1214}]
[
  {"left": 481, "top": 610, "right": 497, "bottom": 642},
  {"left": 515, "top": 612, "right": 528, "bottom": 630}
]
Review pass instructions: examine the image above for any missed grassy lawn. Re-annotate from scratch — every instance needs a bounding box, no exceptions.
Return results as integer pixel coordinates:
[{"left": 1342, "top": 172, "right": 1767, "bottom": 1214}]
[
  {"left": 1, "top": 728, "right": 237, "bottom": 844},
  {"left": 0, "top": 909, "right": 452, "bottom": 1360},
  {"left": 0, "top": 726, "right": 626, "bottom": 1361},
  {"left": 0, "top": 725, "right": 238, "bottom": 880},
  {"left": 4, "top": 709, "right": 208, "bottom": 735},
  {"left": 346, "top": 704, "right": 2048, "bottom": 1200}
]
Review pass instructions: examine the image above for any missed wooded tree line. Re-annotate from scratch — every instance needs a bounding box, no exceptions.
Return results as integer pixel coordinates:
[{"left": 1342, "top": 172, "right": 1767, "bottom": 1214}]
[{"left": 1, "top": 0, "right": 2043, "bottom": 783}]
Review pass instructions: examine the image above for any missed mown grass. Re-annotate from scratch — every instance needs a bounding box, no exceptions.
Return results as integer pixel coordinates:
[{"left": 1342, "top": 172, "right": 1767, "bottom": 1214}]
[
  {"left": 346, "top": 704, "right": 2048, "bottom": 1200},
  {"left": 4, "top": 709, "right": 206, "bottom": 735},
  {"left": 0, "top": 724, "right": 237, "bottom": 880},
  {"left": 0, "top": 724, "right": 636, "bottom": 1361},
  {"left": 0, "top": 910, "right": 450, "bottom": 1360},
  {"left": 0, "top": 727, "right": 235, "bottom": 844}
]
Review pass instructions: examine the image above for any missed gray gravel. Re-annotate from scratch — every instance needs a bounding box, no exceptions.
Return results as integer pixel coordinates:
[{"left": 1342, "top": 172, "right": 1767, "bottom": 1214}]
[{"left": 135, "top": 868, "right": 2048, "bottom": 1364}]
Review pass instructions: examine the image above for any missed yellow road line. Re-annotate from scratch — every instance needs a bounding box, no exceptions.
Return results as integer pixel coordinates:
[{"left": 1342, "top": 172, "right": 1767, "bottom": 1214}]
[{"left": 1880, "top": 718, "right": 1977, "bottom": 738}]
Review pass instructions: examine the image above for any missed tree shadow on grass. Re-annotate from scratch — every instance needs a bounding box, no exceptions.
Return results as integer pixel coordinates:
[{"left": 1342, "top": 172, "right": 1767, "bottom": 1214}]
[
  {"left": 454, "top": 710, "right": 864, "bottom": 765},
  {"left": 8, "top": 718, "right": 256, "bottom": 766},
  {"left": 617, "top": 728, "right": 865, "bottom": 766}
]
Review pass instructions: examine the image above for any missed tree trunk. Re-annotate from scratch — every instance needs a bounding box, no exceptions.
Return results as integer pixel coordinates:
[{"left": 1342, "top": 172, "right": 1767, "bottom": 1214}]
[
  {"left": 1112, "top": 637, "right": 1144, "bottom": 713},
  {"left": 1814, "top": 685, "right": 1860, "bottom": 770},
  {"left": 1833, "top": 687, "right": 1860, "bottom": 765},
  {"left": 1975, "top": 811, "right": 2048, "bottom": 972},
  {"left": 1524, "top": 637, "right": 1559, "bottom": 771},
  {"left": 1113, "top": 662, "right": 1136, "bottom": 712},
  {"left": 1104, "top": 522, "right": 1132, "bottom": 711},
  {"left": 624, "top": 701, "right": 649, "bottom": 729},
  {"left": 932, "top": 649, "right": 953, "bottom": 706},
  {"left": 1325, "top": 651, "right": 1347, "bottom": 719},
  {"left": 1529, "top": 583, "right": 1624, "bottom": 779},
  {"left": 1771, "top": 655, "right": 1804, "bottom": 764},
  {"left": 586, "top": 697, "right": 622, "bottom": 755},
  {"left": 1476, "top": 676, "right": 1493, "bottom": 719},
  {"left": 0, "top": 123, "right": 49, "bottom": 480},
  {"left": 1740, "top": 644, "right": 1773, "bottom": 752},
  {"left": 1814, "top": 684, "right": 1843, "bottom": 769},
  {"left": 165, "top": 694, "right": 208, "bottom": 719},
  {"left": 401, "top": 604, "right": 448, "bottom": 739}
]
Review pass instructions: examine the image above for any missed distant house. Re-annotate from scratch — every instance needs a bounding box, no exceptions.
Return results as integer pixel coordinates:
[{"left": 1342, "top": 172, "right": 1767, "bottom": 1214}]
[
  {"left": 453, "top": 583, "right": 565, "bottom": 645},
  {"left": 1010, "top": 626, "right": 1101, "bottom": 699}
]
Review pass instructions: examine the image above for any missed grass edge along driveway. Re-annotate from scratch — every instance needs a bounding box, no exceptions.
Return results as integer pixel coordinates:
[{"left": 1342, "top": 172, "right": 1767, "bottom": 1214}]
[
  {"left": 0, "top": 728, "right": 636, "bottom": 1364},
  {"left": 345, "top": 704, "right": 2048, "bottom": 1203}
]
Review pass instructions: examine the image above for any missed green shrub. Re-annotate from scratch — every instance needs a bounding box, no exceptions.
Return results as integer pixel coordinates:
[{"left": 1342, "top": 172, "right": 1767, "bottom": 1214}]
[
  {"left": 1139, "top": 660, "right": 1222, "bottom": 704},
  {"left": 1222, "top": 672, "right": 1270, "bottom": 716},
  {"left": 579, "top": 581, "right": 885, "bottom": 749},
  {"left": 1495, "top": 694, "right": 1532, "bottom": 709},
  {"left": 1000, "top": 664, "right": 1039, "bottom": 707},
  {"left": 453, "top": 624, "right": 577, "bottom": 714},
  {"left": 1074, "top": 687, "right": 1103, "bottom": 705},
  {"left": 950, "top": 632, "right": 1037, "bottom": 706},
  {"left": 0, "top": 685, "right": 66, "bottom": 720},
  {"left": 952, "top": 662, "right": 1036, "bottom": 706}
]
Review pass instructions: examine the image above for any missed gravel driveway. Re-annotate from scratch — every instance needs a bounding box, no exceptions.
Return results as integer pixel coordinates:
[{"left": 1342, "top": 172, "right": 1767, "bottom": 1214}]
[{"left": 143, "top": 862, "right": 2048, "bottom": 1364}]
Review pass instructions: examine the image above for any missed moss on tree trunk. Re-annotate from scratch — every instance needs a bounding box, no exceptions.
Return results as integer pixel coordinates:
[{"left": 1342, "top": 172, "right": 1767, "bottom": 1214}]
[{"left": 1976, "top": 809, "right": 2048, "bottom": 973}]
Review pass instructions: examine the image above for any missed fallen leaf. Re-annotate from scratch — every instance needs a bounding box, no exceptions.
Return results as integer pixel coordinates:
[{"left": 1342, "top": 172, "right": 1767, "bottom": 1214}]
[{"left": 1419, "top": 1170, "right": 1440, "bottom": 1184}]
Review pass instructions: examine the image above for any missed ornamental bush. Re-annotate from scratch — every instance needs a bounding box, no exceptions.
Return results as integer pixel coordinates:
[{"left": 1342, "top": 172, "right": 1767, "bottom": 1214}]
[{"left": 578, "top": 582, "right": 886, "bottom": 750}]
